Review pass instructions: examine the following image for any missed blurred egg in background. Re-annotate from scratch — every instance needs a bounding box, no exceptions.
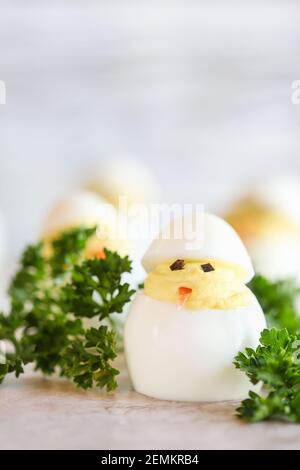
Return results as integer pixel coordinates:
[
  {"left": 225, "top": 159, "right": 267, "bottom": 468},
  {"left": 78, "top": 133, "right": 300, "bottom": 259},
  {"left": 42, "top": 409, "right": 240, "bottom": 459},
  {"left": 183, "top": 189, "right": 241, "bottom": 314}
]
[
  {"left": 42, "top": 189, "right": 129, "bottom": 256},
  {"left": 225, "top": 175, "right": 300, "bottom": 282},
  {"left": 82, "top": 155, "right": 161, "bottom": 284},
  {"left": 84, "top": 155, "right": 160, "bottom": 207}
]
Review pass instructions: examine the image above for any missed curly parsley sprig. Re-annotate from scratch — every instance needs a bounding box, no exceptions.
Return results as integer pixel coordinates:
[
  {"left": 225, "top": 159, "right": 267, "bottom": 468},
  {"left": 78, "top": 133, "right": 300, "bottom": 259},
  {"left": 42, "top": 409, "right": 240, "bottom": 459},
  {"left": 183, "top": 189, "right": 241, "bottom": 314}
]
[
  {"left": 233, "top": 275, "right": 300, "bottom": 423},
  {"left": 249, "top": 274, "right": 300, "bottom": 334},
  {"left": 235, "top": 328, "right": 300, "bottom": 423},
  {"left": 0, "top": 226, "right": 135, "bottom": 390}
]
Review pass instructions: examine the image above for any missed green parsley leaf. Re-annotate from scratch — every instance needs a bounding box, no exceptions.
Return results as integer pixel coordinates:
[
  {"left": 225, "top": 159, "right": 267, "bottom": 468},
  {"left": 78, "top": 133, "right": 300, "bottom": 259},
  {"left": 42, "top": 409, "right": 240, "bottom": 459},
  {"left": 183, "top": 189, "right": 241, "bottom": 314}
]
[
  {"left": 0, "top": 363, "right": 8, "bottom": 384},
  {"left": 248, "top": 274, "right": 300, "bottom": 334},
  {"left": 50, "top": 226, "right": 97, "bottom": 277},
  {"left": 9, "top": 242, "right": 46, "bottom": 318},
  {"left": 234, "top": 328, "right": 300, "bottom": 422},
  {"left": 61, "top": 326, "right": 119, "bottom": 391},
  {"left": 0, "top": 226, "right": 135, "bottom": 390},
  {"left": 61, "top": 249, "right": 135, "bottom": 320}
]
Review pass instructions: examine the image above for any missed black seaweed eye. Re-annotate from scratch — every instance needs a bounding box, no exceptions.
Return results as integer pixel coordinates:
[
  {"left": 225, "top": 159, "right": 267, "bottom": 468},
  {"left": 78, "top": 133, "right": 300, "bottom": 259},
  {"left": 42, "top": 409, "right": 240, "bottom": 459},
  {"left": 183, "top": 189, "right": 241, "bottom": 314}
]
[
  {"left": 201, "top": 263, "right": 215, "bottom": 273},
  {"left": 169, "top": 259, "right": 185, "bottom": 271}
]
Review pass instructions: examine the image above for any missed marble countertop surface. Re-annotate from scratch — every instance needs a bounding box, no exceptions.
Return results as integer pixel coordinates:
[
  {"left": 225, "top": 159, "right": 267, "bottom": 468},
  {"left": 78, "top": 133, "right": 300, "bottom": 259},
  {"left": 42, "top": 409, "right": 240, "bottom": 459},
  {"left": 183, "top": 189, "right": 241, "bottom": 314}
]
[{"left": 1, "top": 357, "right": 300, "bottom": 450}]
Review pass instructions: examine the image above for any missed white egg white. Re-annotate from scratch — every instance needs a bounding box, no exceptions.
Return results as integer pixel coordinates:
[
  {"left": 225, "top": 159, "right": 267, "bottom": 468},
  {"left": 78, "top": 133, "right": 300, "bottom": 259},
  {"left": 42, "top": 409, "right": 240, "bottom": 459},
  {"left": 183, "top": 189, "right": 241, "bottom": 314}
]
[
  {"left": 42, "top": 190, "right": 116, "bottom": 238},
  {"left": 125, "top": 291, "right": 266, "bottom": 402},
  {"left": 251, "top": 175, "right": 300, "bottom": 226},
  {"left": 247, "top": 235, "right": 300, "bottom": 283},
  {"left": 85, "top": 156, "right": 160, "bottom": 207},
  {"left": 143, "top": 213, "right": 254, "bottom": 282},
  {"left": 229, "top": 175, "right": 300, "bottom": 281}
]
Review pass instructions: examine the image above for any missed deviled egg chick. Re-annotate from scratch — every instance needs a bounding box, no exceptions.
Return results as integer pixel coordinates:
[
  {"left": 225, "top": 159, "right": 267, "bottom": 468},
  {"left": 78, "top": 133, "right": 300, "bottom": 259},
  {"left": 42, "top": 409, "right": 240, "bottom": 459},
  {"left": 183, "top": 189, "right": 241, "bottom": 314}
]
[
  {"left": 125, "top": 213, "right": 266, "bottom": 402},
  {"left": 226, "top": 176, "right": 300, "bottom": 282},
  {"left": 42, "top": 190, "right": 129, "bottom": 258}
]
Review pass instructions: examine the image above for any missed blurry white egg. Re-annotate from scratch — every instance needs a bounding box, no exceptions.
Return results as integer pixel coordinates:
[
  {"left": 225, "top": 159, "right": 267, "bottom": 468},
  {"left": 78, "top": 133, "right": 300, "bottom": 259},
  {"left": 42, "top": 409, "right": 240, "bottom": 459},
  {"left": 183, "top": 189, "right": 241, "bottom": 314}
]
[
  {"left": 42, "top": 190, "right": 133, "bottom": 326},
  {"left": 42, "top": 190, "right": 128, "bottom": 256},
  {"left": 252, "top": 174, "right": 300, "bottom": 225},
  {"left": 84, "top": 156, "right": 161, "bottom": 286},
  {"left": 85, "top": 155, "right": 160, "bottom": 207},
  {"left": 247, "top": 236, "right": 300, "bottom": 283},
  {"left": 225, "top": 174, "right": 300, "bottom": 281}
]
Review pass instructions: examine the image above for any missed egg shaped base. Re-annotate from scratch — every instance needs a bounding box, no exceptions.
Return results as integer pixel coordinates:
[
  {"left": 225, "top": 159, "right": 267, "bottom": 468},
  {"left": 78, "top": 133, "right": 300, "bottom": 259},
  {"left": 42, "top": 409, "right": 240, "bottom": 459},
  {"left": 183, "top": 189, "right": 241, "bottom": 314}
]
[{"left": 125, "top": 291, "right": 266, "bottom": 402}]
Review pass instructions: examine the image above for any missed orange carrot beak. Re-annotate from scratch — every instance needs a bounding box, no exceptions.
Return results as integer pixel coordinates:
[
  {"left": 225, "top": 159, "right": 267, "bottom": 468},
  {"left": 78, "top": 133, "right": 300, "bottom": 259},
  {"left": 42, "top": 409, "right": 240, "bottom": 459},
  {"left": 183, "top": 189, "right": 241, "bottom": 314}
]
[
  {"left": 95, "top": 250, "right": 106, "bottom": 260},
  {"left": 178, "top": 286, "right": 193, "bottom": 308}
]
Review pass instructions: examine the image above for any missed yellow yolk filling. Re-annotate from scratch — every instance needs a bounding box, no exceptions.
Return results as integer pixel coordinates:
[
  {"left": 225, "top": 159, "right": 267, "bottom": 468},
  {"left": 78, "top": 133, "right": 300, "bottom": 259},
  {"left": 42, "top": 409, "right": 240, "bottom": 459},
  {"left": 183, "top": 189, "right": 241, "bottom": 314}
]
[
  {"left": 226, "top": 199, "right": 300, "bottom": 241},
  {"left": 144, "top": 260, "right": 253, "bottom": 310}
]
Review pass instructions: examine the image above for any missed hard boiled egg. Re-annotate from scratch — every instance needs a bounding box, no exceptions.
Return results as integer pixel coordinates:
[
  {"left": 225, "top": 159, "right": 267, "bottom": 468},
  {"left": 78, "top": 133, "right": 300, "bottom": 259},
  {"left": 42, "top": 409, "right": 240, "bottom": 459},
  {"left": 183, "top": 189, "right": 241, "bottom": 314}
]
[
  {"left": 125, "top": 212, "right": 266, "bottom": 401},
  {"left": 42, "top": 190, "right": 132, "bottom": 326},
  {"left": 142, "top": 212, "right": 254, "bottom": 282},
  {"left": 42, "top": 190, "right": 128, "bottom": 257},
  {"left": 126, "top": 292, "right": 265, "bottom": 401},
  {"left": 85, "top": 155, "right": 160, "bottom": 207},
  {"left": 84, "top": 156, "right": 160, "bottom": 286},
  {"left": 226, "top": 175, "right": 300, "bottom": 281}
]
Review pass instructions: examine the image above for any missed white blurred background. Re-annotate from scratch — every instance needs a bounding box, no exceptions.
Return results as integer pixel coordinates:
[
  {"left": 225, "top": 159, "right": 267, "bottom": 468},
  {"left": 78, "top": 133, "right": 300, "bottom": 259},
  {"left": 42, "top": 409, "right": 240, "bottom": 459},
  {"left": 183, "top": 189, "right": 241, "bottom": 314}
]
[{"left": 1, "top": 0, "right": 300, "bottom": 262}]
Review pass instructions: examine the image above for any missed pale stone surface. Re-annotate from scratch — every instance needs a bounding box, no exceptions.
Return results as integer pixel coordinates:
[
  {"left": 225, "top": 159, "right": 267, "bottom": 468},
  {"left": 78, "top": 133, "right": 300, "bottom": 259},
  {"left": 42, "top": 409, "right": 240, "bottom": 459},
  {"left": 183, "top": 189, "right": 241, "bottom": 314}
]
[{"left": 1, "top": 358, "right": 300, "bottom": 450}]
